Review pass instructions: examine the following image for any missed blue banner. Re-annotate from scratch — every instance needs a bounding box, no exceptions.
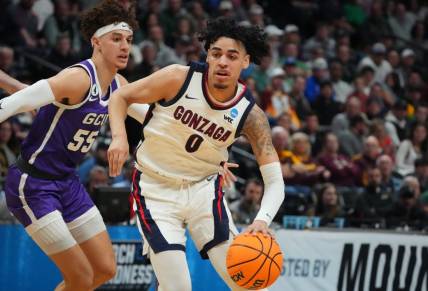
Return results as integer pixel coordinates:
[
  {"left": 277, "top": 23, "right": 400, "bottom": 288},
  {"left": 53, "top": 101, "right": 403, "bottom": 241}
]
[{"left": 0, "top": 225, "right": 228, "bottom": 291}]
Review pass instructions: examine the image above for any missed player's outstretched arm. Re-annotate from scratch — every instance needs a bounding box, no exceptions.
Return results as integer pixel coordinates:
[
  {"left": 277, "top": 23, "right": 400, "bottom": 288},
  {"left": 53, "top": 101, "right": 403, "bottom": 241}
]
[
  {"left": 0, "top": 67, "right": 90, "bottom": 123},
  {"left": 108, "top": 64, "right": 188, "bottom": 176},
  {"left": 241, "top": 105, "right": 285, "bottom": 235},
  {"left": 115, "top": 74, "right": 149, "bottom": 124},
  {"left": 0, "top": 69, "right": 28, "bottom": 94}
]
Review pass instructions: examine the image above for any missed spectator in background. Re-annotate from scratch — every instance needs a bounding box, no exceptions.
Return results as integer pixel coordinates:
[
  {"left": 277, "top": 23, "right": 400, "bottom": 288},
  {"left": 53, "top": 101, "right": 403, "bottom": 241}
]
[
  {"left": 282, "top": 132, "right": 330, "bottom": 188},
  {"left": 0, "top": 47, "right": 18, "bottom": 78},
  {"left": 46, "top": 33, "right": 79, "bottom": 70},
  {"left": 383, "top": 72, "right": 404, "bottom": 101},
  {"left": 402, "top": 176, "right": 421, "bottom": 200},
  {"left": 357, "top": 43, "right": 392, "bottom": 84},
  {"left": 384, "top": 99, "right": 409, "bottom": 147},
  {"left": 302, "top": 23, "right": 336, "bottom": 60},
  {"left": 376, "top": 154, "right": 401, "bottom": 196},
  {"left": 43, "top": 0, "right": 81, "bottom": 53},
  {"left": 315, "top": 183, "right": 345, "bottom": 227},
  {"left": 396, "top": 48, "right": 416, "bottom": 86},
  {"left": 283, "top": 24, "right": 301, "bottom": 46},
  {"left": 388, "top": 2, "right": 416, "bottom": 46},
  {"left": 305, "top": 57, "right": 329, "bottom": 104},
  {"left": 336, "top": 44, "right": 355, "bottom": 83},
  {"left": 146, "top": 24, "right": 181, "bottom": 67},
  {"left": 317, "top": 132, "right": 358, "bottom": 187},
  {"left": 386, "top": 185, "right": 425, "bottom": 230},
  {"left": 279, "top": 42, "right": 308, "bottom": 74},
  {"left": 360, "top": 0, "right": 392, "bottom": 46},
  {"left": 2, "top": 0, "right": 39, "bottom": 48},
  {"left": 329, "top": 59, "right": 353, "bottom": 104},
  {"left": 131, "top": 41, "right": 158, "bottom": 81},
  {"left": 0, "top": 47, "right": 20, "bottom": 99},
  {"left": 366, "top": 96, "right": 385, "bottom": 121},
  {"left": 262, "top": 68, "right": 301, "bottom": 129},
  {"left": 86, "top": 165, "right": 110, "bottom": 198},
  {"left": 370, "top": 81, "right": 395, "bottom": 109},
  {"left": 353, "top": 167, "right": 394, "bottom": 227},
  {"left": 411, "top": 20, "right": 428, "bottom": 50},
  {"left": 288, "top": 76, "right": 312, "bottom": 121},
  {"left": 312, "top": 80, "right": 342, "bottom": 126},
  {"left": 387, "top": 49, "right": 401, "bottom": 71},
  {"left": 159, "top": 0, "right": 189, "bottom": 45},
  {"left": 408, "top": 101, "right": 428, "bottom": 131},
  {"left": 353, "top": 135, "right": 382, "bottom": 186},
  {"left": 170, "top": 16, "right": 194, "bottom": 47},
  {"left": 331, "top": 96, "right": 362, "bottom": 134},
  {"left": 271, "top": 126, "right": 289, "bottom": 161},
  {"left": 248, "top": 4, "right": 265, "bottom": 27},
  {"left": 229, "top": 178, "right": 263, "bottom": 225},
  {"left": 264, "top": 25, "right": 283, "bottom": 68},
  {"left": 338, "top": 114, "right": 367, "bottom": 158},
  {"left": 395, "top": 123, "right": 427, "bottom": 177},
  {"left": 414, "top": 158, "right": 428, "bottom": 193},
  {"left": 250, "top": 55, "right": 272, "bottom": 94},
  {"left": 32, "top": 0, "right": 54, "bottom": 31},
  {"left": 350, "top": 75, "right": 371, "bottom": 110},
  {"left": 301, "top": 113, "right": 324, "bottom": 157},
  {"left": 369, "top": 119, "right": 395, "bottom": 159}
]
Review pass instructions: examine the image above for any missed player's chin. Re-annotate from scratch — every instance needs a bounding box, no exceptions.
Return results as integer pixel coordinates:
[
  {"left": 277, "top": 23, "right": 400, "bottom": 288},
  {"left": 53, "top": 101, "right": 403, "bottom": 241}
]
[
  {"left": 116, "top": 62, "right": 128, "bottom": 70},
  {"left": 115, "top": 58, "right": 129, "bottom": 69},
  {"left": 213, "top": 82, "right": 228, "bottom": 90}
]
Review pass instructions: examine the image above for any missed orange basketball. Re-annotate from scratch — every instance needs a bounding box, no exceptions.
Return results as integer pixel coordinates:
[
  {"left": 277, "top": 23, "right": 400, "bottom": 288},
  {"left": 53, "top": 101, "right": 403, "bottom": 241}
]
[{"left": 226, "top": 233, "right": 283, "bottom": 290}]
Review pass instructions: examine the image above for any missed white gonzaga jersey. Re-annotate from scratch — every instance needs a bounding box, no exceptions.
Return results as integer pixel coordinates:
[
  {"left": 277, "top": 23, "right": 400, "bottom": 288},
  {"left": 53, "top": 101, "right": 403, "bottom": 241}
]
[{"left": 135, "top": 62, "right": 255, "bottom": 181}]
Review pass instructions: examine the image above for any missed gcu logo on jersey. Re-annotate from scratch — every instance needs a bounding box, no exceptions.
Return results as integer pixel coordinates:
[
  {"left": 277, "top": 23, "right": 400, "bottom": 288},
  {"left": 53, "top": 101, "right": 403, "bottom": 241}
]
[{"left": 89, "top": 84, "right": 99, "bottom": 101}]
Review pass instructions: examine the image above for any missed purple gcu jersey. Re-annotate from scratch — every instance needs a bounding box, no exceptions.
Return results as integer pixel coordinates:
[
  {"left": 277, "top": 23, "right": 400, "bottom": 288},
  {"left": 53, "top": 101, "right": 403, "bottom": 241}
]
[
  {"left": 20, "top": 59, "right": 117, "bottom": 177},
  {"left": 5, "top": 59, "right": 119, "bottom": 227}
]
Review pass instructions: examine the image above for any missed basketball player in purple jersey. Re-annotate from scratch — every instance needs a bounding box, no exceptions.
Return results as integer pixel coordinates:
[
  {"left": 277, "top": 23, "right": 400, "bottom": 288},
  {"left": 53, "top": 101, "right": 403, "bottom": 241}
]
[
  {"left": 108, "top": 18, "right": 285, "bottom": 291},
  {"left": 0, "top": 1, "right": 144, "bottom": 290}
]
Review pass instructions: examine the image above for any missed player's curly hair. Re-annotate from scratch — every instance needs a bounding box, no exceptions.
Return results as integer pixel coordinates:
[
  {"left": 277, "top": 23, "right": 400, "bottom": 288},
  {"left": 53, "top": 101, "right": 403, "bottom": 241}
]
[
  {"left": 198, "top": 17, "right": 269, "bottom": 65},
  {"left": 80, "top": 0, "right": 139, "bottom": 42}
]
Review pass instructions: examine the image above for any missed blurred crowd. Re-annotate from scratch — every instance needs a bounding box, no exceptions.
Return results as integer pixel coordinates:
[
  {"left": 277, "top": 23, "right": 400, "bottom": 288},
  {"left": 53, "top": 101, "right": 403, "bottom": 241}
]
[{"left": 1, "top": 0, "right": 428, "bottom": 231}]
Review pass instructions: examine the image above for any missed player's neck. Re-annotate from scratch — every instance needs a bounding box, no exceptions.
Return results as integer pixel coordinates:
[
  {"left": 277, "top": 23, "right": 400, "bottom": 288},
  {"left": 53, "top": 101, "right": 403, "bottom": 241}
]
[
  {"left": 91, "top": 56, "right": 118, "bottom": 93},
  {"left": 206, "top": 83, "right": 238, "bottom": 103}
]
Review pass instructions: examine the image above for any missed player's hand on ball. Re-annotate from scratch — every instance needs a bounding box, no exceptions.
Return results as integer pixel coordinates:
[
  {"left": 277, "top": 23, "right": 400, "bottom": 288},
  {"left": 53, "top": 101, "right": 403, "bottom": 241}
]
[
  {"left": 108, "top": 136, "right": 129, "bottom": 177},
  {"left": 219, "top": 161, "right": 239, "bottom": 187},
  {"left": 244, "top": 220, "right": 275, "bottom": 238}
]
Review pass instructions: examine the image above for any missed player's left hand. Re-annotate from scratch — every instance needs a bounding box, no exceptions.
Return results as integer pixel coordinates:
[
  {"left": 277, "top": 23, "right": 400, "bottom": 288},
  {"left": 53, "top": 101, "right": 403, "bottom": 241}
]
[
  {"left": 219, "top": 161, "right": 239, "bottom": 188},
  {"left": 243, "top": 220, "right": 275, "bottom": 238},
  {"left": 108, "top": 136, "right": 129, "bottom": 177}
]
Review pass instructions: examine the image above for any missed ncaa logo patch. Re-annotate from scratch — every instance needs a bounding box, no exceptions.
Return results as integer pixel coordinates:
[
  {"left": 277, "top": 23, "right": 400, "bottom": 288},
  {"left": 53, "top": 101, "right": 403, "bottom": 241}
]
[{"left": 230, "top": 108, "right": 239, "bottom": 118}]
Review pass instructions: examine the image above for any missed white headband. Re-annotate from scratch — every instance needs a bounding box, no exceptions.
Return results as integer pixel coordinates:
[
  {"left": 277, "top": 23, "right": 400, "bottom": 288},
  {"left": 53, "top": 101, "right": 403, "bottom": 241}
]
[{"left": 93, "top": 22, "right": 133, "bottom": 38}]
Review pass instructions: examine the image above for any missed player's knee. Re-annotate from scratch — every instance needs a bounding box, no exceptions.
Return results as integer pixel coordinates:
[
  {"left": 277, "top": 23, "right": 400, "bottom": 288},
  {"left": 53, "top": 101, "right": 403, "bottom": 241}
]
[
  {"left": 94, "top": 259, "right": 116, "bottom": 283},
  {"left": 65, "top": 265, "right": 94, "bottom": 290}
]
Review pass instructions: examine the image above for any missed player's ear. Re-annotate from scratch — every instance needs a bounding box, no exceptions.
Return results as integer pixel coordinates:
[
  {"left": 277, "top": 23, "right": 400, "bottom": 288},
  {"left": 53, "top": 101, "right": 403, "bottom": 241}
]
[
  {"left": 91, "top": 36, "right": 100, "bottom": 48},
  {"left": 242, "top": 54, "right": 250, "bottom": 69}
]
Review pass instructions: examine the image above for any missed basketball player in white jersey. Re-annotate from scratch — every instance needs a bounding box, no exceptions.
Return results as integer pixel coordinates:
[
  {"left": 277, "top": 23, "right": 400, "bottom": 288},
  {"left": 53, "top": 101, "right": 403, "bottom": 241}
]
[{"left": 108, "top": 18, "right": 285, "bottom": 290}]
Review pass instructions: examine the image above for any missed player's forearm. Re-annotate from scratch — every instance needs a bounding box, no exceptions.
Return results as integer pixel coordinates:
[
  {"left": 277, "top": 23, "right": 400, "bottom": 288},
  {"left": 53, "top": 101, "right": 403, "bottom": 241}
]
[
  {"left": 255, "top": 162, "right": 285, "bottom": 225},
  {"left": 0, "top": 70, "right": 27, "bottom": 94},
  {"left": 109, "top": 91, "right": 130, "bottom": 138},
  {"left": 0, "top": 80, "right": 55, "bottom": 123}
]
